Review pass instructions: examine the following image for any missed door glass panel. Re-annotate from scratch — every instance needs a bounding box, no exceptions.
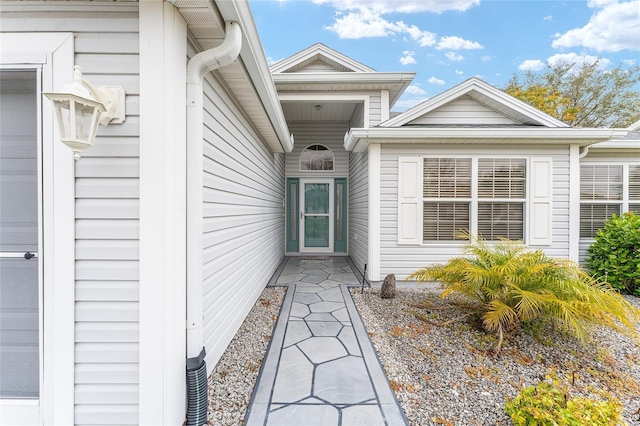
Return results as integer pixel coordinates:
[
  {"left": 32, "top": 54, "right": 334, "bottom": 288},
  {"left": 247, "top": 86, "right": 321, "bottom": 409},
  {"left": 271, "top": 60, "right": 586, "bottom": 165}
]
[
  {"left": 304, "top": 216, "right": 329, "bottom": 247},
  {"left": 0, "top": 69, "right": 39, "bottom": 398},
  {"left": 0, "top": 258, "right": 39, "bottom": 398},
  {"left": 304, "top": 183, "right": 330, "bottom": 248},
  {"left": 305, "top": 183, "right": 329, "bottom": 214},
  {"left": 290, "top": 183, "right": 297, "bottom": 240}
]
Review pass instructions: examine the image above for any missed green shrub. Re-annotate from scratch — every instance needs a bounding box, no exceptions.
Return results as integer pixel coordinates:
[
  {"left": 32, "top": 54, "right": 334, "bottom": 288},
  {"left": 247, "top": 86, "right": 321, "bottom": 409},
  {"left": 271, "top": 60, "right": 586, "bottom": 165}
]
[
  {"left": 408, "top": 235, "right": 640, "bottom": 353},
  {"left": 586, "top": 212, "right": 640, "bottom": 296},
  {"left": 505, "top": 376, "right": 623, "bottom": 426}
]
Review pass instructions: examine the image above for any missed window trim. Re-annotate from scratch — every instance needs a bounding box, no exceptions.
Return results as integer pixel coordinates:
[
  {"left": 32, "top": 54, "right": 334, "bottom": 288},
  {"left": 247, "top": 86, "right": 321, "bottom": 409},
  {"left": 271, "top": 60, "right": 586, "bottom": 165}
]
[
  {"left": 420, "top": 155, "right": 529, "bottom": 244},
  {"left": 579, "top": 162, "right": 640, "bottom": 239},
  {"left": 299, "top": 143, "right": 335, "bottom": 172}
]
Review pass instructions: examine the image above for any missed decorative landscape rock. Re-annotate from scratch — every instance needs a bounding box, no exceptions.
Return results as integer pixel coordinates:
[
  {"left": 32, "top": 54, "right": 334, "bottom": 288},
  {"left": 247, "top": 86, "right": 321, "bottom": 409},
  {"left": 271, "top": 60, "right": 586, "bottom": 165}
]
[{"left": 380, "top": 274, "right": 396, "bottom": 299}]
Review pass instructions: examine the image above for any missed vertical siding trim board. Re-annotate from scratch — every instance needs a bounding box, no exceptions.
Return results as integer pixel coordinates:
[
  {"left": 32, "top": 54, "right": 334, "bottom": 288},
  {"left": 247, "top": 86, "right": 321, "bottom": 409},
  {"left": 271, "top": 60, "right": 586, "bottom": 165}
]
[
  {"left": 381, "top": 89, "right": 389, "bottom": 122},
  {"left": 569, "top": 145, "right": 580, "bottom": 261},
  {"left": 139, "top": 3, "right": 187, "bottom": 425},
  {"left": 368, "top": 144, "right": 381, "bottom": 281}
]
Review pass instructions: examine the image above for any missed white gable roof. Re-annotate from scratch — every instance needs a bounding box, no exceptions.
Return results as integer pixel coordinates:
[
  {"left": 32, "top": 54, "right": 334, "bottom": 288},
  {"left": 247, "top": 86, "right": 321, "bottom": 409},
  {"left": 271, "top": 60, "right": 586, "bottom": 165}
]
[
  {"left": 381, "top": 77, "right": 569, "bottom": 128},
  {"left": 270, "top": 43, "right": 376, "bottom": 74}
]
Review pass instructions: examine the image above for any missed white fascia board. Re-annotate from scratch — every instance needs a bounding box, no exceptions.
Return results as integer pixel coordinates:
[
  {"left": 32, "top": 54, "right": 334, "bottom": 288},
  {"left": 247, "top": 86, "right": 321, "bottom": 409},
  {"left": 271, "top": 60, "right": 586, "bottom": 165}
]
[
  {"left": 215, "top": 0, "right": 293, "bottom": 152},
  {"left": 589, "top": 141, "right": 640, "bottom": 150},
  {"left": 273, "top": 72, "right": 415, "bottom": 105},
  {"left": 344, "top": 127, "right": 628, "bottom": 152},
  {"left": 382, "top": 77, "right": 569, "bottom": 129}
]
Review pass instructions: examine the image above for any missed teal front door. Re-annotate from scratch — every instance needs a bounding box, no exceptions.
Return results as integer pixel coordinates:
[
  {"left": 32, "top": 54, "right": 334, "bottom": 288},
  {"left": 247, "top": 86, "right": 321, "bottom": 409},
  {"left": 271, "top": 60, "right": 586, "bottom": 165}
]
[{"left": 300, "top": 179, "right": 333, "bottom": 252}]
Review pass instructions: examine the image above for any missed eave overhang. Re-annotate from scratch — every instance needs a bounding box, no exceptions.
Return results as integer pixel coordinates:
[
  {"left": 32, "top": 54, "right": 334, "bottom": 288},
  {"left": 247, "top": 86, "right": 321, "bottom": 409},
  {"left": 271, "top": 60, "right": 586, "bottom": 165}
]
[
  {"left": 214, "top": 0, "right": 293, "bottom": 152},
  {"left": 344, "top": 127, "right": 629, "bottom": 152},
  {"left": 272, "top": 72, "right": 416, "bottom": 107}
]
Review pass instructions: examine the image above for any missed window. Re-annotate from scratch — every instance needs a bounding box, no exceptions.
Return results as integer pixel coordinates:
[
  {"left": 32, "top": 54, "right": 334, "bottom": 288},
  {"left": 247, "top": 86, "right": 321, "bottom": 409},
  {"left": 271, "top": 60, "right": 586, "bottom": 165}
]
[
  {"left": 423, "top": 157, "right": 526, "bottom": 241},
  {"left": 300, "top": 144, "right": 334, "bottom": 171},
  {"left": 580, "top": 164, "right": 640, "bottom": 238}
]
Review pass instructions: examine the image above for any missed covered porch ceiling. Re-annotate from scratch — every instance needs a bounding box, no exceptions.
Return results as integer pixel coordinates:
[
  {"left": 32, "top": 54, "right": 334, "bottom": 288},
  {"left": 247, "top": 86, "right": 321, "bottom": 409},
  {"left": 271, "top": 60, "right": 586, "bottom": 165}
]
[{"left": 280, "top": 101, "right": 360, "bottom": 123}]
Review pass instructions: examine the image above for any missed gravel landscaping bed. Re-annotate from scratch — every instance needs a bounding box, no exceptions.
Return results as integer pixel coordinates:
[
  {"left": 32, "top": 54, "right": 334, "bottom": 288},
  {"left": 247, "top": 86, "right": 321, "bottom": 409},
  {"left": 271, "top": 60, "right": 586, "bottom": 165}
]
[
  {"left": 207, "top": 287, "right": 285, "bottom": 426},
  {"left": 352, "top": 287, "right": 640, "bottom": 426}
]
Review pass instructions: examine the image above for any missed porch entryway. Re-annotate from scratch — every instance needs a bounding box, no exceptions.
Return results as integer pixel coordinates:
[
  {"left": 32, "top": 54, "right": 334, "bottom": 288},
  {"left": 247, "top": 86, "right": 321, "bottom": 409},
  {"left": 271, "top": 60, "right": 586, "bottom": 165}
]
[{"left": 286, "top": 178, "right": 347, "bottom": 254}]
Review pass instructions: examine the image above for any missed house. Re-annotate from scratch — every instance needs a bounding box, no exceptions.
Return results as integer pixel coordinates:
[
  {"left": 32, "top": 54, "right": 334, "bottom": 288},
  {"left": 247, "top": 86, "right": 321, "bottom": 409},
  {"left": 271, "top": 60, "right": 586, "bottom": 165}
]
[{"left": 0, "top": 1, "right": 633, "bottom": 425}]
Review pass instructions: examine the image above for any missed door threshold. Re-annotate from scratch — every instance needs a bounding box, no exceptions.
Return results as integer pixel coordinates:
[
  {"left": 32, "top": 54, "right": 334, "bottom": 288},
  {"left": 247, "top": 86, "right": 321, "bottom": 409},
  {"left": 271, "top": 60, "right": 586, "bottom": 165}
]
[{"left": 286, "top": 252, "right": 348, "bottom": 257}]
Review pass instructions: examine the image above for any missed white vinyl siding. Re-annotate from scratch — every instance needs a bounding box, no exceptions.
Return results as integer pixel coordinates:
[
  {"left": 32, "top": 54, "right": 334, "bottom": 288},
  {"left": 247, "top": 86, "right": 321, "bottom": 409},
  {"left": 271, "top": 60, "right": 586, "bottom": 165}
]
[
  {"left": 579, "top": 161, "right": 640, "bottom": 262},
  {"left": 369, "top": 93, "right": 382, "bottom": 126},
  {"left": 1, "top": 6, "right": 143, "bottom": 424},
  {"left": 382, "top": 145, "right": 569, "bottom": 279},
  {"left": 201, "top": 72, "right": 285, "bottom": 370},
  {"left": 407, "top": 96, "right": 520, "bottom": 126},
  {"left": 349, "top": 150, "right": 368, "bottom": 275},
  {"left": 350, "top": 103, "right": 365, "bottom": 128},
  {"left": 285, "top": 122, "right": 349, "bottom": 177}
]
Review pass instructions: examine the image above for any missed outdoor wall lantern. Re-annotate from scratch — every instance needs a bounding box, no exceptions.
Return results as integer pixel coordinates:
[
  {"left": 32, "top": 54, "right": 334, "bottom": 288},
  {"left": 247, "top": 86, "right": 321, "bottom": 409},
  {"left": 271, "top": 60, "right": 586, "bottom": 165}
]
[{"left": 44, "top": 65, "right": 125, "bottom": 160}]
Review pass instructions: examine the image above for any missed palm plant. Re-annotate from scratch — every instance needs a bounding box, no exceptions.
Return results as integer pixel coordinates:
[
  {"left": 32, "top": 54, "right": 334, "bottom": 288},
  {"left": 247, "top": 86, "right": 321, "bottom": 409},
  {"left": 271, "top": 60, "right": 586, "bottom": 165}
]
[{"left": 408, "top": 236, "right": 640, "bottom": 354}]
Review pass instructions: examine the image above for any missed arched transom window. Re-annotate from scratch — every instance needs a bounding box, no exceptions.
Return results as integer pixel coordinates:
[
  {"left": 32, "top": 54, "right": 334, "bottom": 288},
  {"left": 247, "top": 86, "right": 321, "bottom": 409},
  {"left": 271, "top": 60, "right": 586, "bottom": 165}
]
[{"left": 300, "top": 144, "right": 334, "bottom": 171}]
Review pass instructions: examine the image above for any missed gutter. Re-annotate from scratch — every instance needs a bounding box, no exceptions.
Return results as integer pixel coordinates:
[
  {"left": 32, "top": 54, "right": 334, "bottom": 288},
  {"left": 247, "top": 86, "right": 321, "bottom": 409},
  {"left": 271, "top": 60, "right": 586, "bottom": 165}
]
[{"left": 344, "top": 127, "right": 628, "bottom": 152}]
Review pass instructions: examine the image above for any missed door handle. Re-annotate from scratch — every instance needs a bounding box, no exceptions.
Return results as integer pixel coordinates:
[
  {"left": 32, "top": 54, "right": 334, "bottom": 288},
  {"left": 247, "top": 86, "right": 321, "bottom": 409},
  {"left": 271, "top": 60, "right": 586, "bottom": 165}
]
[
  {"left": 24, "top": 252, "right": 35, "bottom": 260},
  {"left": 300, "top": 211, "right": 304, "bottom": 219}
]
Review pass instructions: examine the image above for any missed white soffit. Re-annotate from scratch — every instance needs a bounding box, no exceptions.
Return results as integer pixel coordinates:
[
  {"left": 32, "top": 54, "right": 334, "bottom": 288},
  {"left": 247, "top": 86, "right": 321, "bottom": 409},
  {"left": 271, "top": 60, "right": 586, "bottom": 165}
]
[
  {"left": 381, "top": 77, "right": 569, "bottom": 129},
  {"left": 175, "top": 0, "right": 292, "bottom": 153}
]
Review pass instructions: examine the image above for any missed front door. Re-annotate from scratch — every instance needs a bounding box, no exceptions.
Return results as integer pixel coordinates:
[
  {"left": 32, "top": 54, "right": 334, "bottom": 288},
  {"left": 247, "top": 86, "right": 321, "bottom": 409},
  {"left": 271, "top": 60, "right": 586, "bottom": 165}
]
[
  {"left": 0, "top": 69, "right": 40, "bottom": 415},
  {"left": 300, "top": 179, "right": 334, "bottom": 252}
]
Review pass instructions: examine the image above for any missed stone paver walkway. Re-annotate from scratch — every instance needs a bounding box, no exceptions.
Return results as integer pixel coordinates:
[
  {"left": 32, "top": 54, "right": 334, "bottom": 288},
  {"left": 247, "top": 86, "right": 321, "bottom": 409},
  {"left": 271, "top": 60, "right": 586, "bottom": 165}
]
[{"left": 245, "top": 257, "right": 407, "bottom": 426}]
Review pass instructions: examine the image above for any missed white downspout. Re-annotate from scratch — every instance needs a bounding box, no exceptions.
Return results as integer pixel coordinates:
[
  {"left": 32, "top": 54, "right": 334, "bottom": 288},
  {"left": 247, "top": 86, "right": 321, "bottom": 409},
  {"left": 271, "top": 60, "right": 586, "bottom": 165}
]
[{"left": 186, "top": 21, "right": 242, "bottom": 359}]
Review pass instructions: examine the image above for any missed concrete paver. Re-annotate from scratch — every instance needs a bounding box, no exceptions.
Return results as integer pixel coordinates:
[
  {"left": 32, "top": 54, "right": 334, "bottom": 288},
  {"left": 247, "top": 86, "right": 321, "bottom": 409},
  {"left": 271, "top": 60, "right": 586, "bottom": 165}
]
[{"left": 245, "top": 257, "right": 407, "bottom": 426}]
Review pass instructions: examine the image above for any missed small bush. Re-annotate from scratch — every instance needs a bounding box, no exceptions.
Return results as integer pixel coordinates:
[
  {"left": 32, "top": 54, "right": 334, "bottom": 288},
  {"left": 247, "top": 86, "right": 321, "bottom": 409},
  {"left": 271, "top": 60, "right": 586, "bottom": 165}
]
[
  {"left": 586, "top": 212, "right": 640, "bottom": 296},
  {"left": 408, "top": 235, "right": 640, "bottom": 353},
  {"left": 505, "top": 376, "right": 623, "bottom": 426}
]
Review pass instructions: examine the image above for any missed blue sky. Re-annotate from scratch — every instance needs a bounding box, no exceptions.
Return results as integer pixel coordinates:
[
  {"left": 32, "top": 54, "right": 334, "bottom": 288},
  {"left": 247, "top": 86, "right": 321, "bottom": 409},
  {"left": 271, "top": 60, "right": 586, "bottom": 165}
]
[{"left": 249, "top": 0, "right": 640, "bottom": 111}]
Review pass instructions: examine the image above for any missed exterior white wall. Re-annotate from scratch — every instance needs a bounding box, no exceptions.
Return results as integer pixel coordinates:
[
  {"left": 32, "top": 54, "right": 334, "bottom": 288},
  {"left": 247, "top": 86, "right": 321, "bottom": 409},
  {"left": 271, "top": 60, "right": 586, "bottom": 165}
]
[
  {"left": 285, "top": 122, "right": 350, "bottom": 178},
  {"left": 380, "top": 144, "right": 570, "bottom": 279},
  {"left": 350, "top": 103, "right": 365, "bottom": 128},
  {"left": 368, "top": 93, "right": 382, "bottom": 126},
  {"left": 200, "top": 72, "right": 286, "bottom": 370},
  {"left": 349, "top": 150, "right": 369, "bottom": 275},
  {"left": 0, "top": 6, "right": 143, "bottom": 424}
]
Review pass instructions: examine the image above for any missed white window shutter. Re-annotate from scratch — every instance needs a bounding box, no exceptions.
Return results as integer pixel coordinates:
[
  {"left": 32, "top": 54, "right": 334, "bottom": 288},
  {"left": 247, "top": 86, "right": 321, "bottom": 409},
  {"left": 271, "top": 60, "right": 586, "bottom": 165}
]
[
  {"left": 398, "top": 157, "right": 422, "bottom": 245},
  {"left": 528, "top": 157, "right": 553, "bottom": 246}
]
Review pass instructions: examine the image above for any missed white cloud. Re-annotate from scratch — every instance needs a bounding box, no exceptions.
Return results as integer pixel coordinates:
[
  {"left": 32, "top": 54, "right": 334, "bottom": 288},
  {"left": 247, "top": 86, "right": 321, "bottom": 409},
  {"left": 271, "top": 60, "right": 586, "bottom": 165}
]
[
  {"left": 445, "top": 52, "right": 465, "bottom": 61},
  {"left": 324, "top": 8, "right": 436, "bottom": 45},
  {"left": 400, "top": 50, "right": 417, "bottom": 65},
  {"left": 428, "top": 76, "right": 446, "bottom": 85},
  {"left": 552, "top": 0, "right": 640, "bottom": 52},
  {"left": 436, "top": 36, "right": 483, "bottom": 50},
  {"left": 267, "top": 56, "right": 282, "bottom": 66},
  {"left": 543, "top": 15, "right": 553, "bottom": 21},
  {"left": 313, "top": 0, "right": 479, "bottom": 14},
  {"left": 546, "top": 52, "right": 611, "bottom": 70},
  {"left": 518, "top": 59, "right": 546, "bottom": 71},
  {"left": 622, "top": 58, "right": 637, "bottom": 66},
  {"left": 405, "top": 84, "right": 426, "bottom": 95},
  {"left": 455, "top": 69, "right": 464, "bottom": 75},
  {"left": 481, "top": 55, "right": 494, "bottom": 62}
]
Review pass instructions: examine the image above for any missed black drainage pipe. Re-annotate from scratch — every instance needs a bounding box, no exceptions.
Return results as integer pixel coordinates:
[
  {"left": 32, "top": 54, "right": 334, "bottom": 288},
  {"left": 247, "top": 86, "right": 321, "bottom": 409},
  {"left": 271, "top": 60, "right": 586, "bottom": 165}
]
[{"left": 186, "top": 347, "right": 208, "bottom": 426}]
